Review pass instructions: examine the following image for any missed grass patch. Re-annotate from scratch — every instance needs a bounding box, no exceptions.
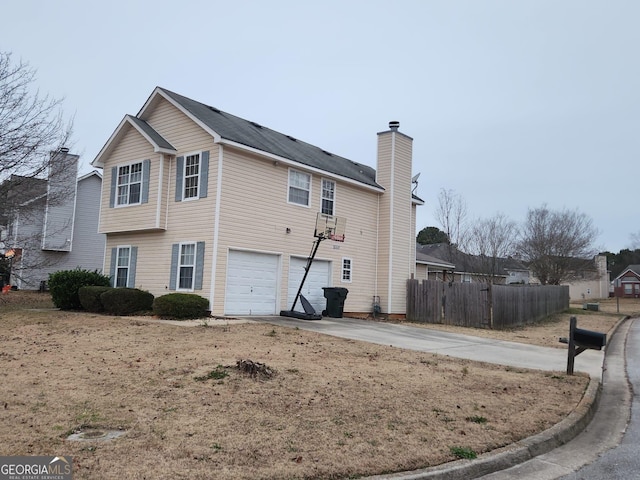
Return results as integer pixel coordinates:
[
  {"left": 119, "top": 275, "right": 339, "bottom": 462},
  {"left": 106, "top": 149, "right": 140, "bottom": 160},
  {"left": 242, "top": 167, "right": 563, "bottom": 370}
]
[
  {"left": 466, "top": 415, "right": 488, "bottom": 424},
  {"left": 194, "top": 365, "right": 229, "bottom": 382},
  {"left": 450, "top": 446, "right": 477, "bottom": 459}
]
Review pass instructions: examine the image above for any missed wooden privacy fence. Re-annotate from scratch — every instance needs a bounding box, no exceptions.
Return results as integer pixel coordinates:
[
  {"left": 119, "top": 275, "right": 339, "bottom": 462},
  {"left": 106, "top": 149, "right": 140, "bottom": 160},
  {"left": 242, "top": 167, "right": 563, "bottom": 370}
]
[{"left": 406, "top": 279, "right": 569, "bottom": 329}]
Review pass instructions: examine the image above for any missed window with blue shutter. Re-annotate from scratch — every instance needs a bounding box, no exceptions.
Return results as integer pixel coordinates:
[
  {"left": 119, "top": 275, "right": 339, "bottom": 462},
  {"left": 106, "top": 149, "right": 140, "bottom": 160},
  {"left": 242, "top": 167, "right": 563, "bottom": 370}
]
[
  {"left": 175, "top": 151, "right": 209, "bottom": 201},
  {"left": 170, "top": 241, "right": 205, "bottom": 290}
]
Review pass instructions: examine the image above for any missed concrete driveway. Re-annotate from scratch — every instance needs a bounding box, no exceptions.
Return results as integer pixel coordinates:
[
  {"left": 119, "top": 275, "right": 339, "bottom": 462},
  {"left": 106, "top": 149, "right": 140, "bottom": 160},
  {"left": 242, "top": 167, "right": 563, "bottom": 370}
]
[{"left": 255, "top": 315, "right": 604, "bottom": 379}]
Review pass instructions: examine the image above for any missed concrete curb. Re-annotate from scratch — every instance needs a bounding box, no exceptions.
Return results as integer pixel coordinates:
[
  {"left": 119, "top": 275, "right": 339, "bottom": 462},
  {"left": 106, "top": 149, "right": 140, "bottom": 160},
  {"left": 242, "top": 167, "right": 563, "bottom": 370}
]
[{"left": 366, "top": 315, "right": 630, "bottom": 480}]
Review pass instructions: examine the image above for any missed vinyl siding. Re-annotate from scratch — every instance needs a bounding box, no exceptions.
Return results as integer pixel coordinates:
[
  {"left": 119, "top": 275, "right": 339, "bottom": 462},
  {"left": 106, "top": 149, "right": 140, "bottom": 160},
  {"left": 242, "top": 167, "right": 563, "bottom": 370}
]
[
  {"left": 210, "top": 146, "right": 380, "bottom": 316},
  {"left": 98, "top": 126, "right": 161, "bottom": 233},
  {"left": 376, "top": 131, "right": 413, "bottom": 314}
]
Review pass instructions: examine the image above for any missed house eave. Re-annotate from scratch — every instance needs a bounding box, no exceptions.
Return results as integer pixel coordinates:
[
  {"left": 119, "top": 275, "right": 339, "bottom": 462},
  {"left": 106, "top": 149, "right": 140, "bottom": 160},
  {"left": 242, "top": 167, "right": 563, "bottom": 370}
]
[
  {"left": 92, "top": 115, "right": 177, "bottom": 168},
  {"left": 220, "top": 138, "right": 385, "bottom": 193}
]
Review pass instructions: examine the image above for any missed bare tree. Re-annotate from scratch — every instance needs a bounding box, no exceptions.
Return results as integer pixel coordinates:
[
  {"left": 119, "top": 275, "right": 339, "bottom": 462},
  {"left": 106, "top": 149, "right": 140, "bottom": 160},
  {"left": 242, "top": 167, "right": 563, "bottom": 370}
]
[
  {"left": 467, "top": 212, "right": 518, "bottom": 283},
  {"left": 434, "top": 188, "right": 468, "bottom": 262},
  {"left": 0, "top": 52, "right": 73, "bottom": 181},
  {"left": 517, "top": 205, "right": 599, "bottom": 285},
  {"left": 630, "top": 231, "right": 640, "bottom": 250}
]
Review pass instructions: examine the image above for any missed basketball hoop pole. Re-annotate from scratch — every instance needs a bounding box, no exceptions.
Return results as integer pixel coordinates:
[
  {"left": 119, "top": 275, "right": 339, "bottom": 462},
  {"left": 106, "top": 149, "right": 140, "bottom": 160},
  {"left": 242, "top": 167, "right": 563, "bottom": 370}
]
[{"left": 289, "top": 234, "right": 325, "bottom": 311}]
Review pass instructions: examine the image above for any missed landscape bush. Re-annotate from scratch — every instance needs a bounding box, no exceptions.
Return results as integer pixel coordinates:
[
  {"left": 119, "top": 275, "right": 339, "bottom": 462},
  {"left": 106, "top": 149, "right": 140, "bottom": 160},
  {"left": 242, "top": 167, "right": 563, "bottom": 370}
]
[
  {"left": 100, "top": 288, "right": 154, "bottom": 316},
  {"left": 48, "top": 268, "right": 111, "bottom": 310},
  {"left": 78, "top": 286, "right": 113, "bottom": 312},
  {"left": 153, "top": 293, "right": 210, "bottom": 319}
]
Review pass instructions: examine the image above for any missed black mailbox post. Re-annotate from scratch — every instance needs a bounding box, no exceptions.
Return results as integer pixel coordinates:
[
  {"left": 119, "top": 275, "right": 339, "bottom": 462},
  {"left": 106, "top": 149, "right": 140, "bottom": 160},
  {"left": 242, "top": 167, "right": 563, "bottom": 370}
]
[{"left": 559, "top": 316, "right": 606, "bottom": 375}]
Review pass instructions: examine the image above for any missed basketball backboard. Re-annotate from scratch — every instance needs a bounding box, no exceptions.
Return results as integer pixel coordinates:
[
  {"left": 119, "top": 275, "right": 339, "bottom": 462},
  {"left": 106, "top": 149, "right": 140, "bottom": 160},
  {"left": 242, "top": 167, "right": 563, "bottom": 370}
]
[{"left": 314, "top": 213, "right": 346, "bottom": 242}]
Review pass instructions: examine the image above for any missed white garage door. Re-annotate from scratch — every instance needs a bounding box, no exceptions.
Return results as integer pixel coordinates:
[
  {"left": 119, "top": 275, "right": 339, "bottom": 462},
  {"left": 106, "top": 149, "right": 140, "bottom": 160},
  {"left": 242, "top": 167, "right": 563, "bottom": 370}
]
[
  {"left": 225, "top": 251, "right": 279, "bottom": 315},
  {"left": 287, "top": 257, "right": 331, "bottom": 314}
]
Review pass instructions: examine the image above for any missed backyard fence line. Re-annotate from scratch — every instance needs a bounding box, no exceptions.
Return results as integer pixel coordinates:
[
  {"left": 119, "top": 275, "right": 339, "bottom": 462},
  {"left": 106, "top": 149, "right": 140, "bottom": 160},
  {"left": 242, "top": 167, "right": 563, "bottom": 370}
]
[{"left": 406, "top": 279, "right": 569, "bottom": 329}]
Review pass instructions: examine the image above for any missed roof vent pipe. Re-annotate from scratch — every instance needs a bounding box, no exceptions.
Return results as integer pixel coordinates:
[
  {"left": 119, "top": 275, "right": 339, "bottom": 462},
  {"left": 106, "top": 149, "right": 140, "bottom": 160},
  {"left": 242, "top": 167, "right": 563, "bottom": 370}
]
[{"left": 389, "top": 121, "right": 400, "bottom": 131}]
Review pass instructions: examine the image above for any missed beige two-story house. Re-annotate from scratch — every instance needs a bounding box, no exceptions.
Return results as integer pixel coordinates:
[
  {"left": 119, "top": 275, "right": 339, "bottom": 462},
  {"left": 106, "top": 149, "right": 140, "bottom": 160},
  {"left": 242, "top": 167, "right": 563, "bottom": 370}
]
[{"left": 92, "top": 87, "right": 422, "bottom": 317}]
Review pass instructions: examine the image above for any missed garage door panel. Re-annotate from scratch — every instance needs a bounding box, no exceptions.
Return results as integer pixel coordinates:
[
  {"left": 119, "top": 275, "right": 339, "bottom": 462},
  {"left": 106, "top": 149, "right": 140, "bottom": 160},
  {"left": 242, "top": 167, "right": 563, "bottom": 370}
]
[
  {"left": 287, "top": 258, "right": 330, "bottom": 314},
  {"left": 225, "top": 251, "right": 279, "bottom": 315}
]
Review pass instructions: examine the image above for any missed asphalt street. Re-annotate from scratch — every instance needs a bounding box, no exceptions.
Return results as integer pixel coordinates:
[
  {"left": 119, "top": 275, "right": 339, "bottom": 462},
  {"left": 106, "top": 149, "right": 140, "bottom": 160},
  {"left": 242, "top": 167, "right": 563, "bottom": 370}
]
[{"left": 558, "top": 318, "right": 640, "bottom": 480}]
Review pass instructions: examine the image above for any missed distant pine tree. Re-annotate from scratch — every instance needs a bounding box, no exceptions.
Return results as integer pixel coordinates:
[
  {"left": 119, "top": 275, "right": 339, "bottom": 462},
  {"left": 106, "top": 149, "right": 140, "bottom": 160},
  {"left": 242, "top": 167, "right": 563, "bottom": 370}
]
[{"left": 417, "top": 226, "right": 450, "bottom": 245}]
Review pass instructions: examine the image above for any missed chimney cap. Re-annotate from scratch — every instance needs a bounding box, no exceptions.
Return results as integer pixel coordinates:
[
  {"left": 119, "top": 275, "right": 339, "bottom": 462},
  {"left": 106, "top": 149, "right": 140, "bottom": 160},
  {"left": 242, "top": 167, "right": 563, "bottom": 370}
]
[
  {"left": 389, "top": 121, "right": 400, "bottom": 131},
  {"left": 59, "top": 147, "right": 70, "bottom": 154}
]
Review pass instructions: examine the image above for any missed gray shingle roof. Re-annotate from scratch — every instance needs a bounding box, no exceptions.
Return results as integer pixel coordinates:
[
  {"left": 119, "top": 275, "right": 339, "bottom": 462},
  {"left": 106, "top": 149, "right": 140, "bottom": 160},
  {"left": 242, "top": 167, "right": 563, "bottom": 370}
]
[
  {"left": 126, "top": 115, "right": 176, "bottom": 152},
  {"left": 157, "top": 88, "right": 382, "bottom": 189}
]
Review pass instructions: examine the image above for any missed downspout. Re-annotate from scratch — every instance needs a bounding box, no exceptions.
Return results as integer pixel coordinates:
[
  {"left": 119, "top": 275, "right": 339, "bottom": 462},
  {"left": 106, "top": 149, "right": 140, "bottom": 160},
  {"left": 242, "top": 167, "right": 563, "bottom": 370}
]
[
  {"left": 375, "top": 194, "right": 379, "bottom": 309},
  {"left": 209, "top": 144, "right": 224, "bottom": 313}
]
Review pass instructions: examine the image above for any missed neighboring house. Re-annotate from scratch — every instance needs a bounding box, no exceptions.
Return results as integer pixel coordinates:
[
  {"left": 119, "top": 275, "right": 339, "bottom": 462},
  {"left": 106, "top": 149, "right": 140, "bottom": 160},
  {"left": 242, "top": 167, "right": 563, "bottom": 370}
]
[
  {"left": 415, "top": 248, "right": 455, "bottom": 281},
  {"left": 0, "top": 150, "right": 106, "bottom": 289},
  {"left": 92, "top": 87, "right": 423, "bottom": 317},
  {"left": 415, "top": 243, "right": 528, "bottom": 284},
  {"left": 563, "top": 255, "right": 610, "bottom": 300},
  {"left": 611, "top": 265, "right": 640, "bottom": 298}
]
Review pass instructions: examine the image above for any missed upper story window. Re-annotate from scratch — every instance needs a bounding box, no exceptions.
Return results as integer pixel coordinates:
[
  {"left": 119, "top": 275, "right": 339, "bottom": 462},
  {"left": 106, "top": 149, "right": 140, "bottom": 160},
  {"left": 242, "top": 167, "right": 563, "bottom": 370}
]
[
  {"left": 184, "top": 153, "right": 200, "bottom": 199},
  {"left": 288, "top": 169, "right": 310, "bottom": 206},
  {"left": 321, "top": 179, "right": 335, "bottom": 215},
  {"left": 175, "top": 151, "right": 209, "bottom": 202},
  {"left": 117, "top": 162, "right": 142, "bottom": 206}
]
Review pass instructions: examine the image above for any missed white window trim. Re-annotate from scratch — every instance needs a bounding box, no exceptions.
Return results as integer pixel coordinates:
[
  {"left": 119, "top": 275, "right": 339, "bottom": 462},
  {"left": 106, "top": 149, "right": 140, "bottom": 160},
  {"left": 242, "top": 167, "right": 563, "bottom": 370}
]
[
  {"left": 116, "top": 161, "right": 143, "bottom": 207},
  {"left": 287, "top": 168, "right": 311, "bottom": 207},
  {"left": 321, "top": 178, "right": 336, "bottom": 216},
  {"left": 341, "top": 257, "right": 352, "bottom": 283},
  {"left": 116, "top": 245, "right": 131, "bottom": 288},
  {"left": 177, "top": 241, "right": 197, "bottom": 291},
  {"left": 182, "top": 151, "right": 202, "bottom": 202}
]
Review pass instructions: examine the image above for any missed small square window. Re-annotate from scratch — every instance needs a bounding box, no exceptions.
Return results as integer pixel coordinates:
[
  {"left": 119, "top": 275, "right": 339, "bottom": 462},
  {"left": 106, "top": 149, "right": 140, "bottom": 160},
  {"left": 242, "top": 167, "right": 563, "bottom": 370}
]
[{"left": 342, "top": 258, "right": 352, "bottom": 283}]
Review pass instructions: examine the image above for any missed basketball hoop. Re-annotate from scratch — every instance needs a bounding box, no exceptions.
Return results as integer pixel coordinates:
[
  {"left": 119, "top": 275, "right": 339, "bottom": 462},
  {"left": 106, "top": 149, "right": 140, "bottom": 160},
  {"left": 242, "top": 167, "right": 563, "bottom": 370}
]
[
  {"left": 280, "top": 213, "right": 347, "bottom": 320},
  {"left": 314, "top": 213, "right": 346, "bottom": 242}
]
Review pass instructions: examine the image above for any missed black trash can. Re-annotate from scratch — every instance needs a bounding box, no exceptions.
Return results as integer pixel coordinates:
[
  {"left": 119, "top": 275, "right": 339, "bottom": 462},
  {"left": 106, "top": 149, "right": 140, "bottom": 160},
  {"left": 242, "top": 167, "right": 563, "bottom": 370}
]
[{"left": 322, "top": 287, "right": 349, "bottom": 318}]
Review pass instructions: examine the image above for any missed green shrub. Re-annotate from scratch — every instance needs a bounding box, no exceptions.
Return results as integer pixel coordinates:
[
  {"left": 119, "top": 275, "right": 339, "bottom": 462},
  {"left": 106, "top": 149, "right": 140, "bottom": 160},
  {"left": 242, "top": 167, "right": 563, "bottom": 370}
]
[
  {"left": 153, "top": 293, "right": 210, "bottom": 319},
  {"left": 100, "top": 288, "right": 154, "bottom": 316},
  {"left": 48, "top": 268, "right": 111, "bottom": 310},
  {"left": 78, "top": 286, "right": 113, "bottom": 312}
]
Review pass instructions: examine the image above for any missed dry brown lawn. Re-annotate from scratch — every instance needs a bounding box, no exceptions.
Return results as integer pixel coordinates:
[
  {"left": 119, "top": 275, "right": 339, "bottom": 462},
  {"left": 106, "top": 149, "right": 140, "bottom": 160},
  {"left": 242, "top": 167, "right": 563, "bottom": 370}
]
[{"left": 1, "top": 292, "right": 634, "bottom": 479}]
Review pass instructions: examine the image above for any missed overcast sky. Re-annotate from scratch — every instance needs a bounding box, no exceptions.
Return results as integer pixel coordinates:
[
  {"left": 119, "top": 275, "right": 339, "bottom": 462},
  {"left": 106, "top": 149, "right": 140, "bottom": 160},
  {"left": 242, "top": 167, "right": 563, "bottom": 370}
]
[{"left": 3, "top": 0, "right": 638, "bottom": 253}]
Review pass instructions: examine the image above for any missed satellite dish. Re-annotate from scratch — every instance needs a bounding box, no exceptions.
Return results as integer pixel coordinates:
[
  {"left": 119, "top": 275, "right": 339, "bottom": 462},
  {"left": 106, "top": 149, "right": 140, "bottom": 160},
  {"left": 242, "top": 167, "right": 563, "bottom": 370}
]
[{"left": 412, "top": 173, "right": 421, "bottom": 183}]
